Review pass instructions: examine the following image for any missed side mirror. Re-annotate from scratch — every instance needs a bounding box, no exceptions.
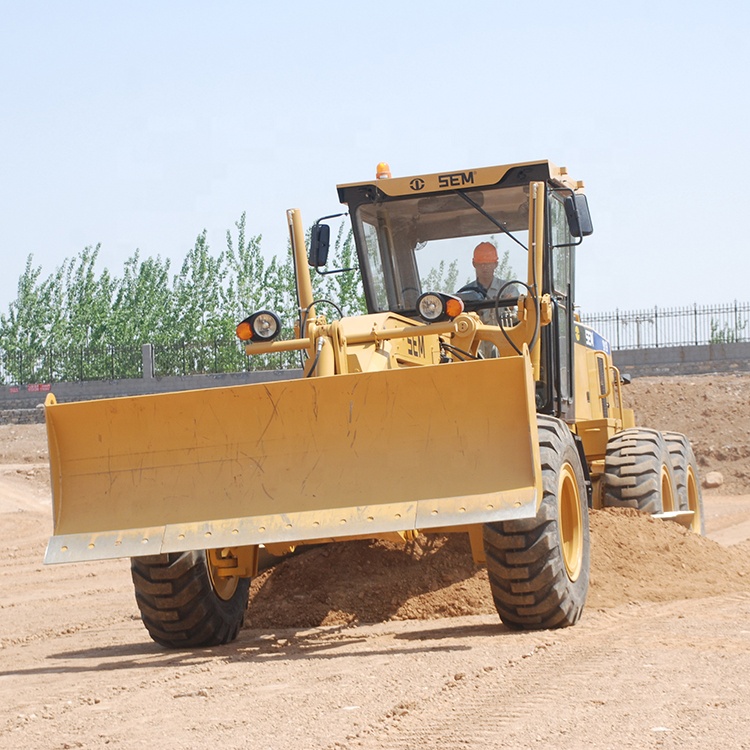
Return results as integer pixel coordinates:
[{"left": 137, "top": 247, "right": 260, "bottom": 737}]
[
  {"left": 564, "top": 194, "right": 594, "bottom": 238},
  {"left": 309, "top": 224, "right": 330, "bottom": 267}
]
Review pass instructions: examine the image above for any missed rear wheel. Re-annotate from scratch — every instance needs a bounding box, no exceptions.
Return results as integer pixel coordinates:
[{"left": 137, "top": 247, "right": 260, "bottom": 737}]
[
  {"left": 131, "top": 549, "right": 250, "bottom": 648},
  {"left": 601, "top": 428, "right": 676, "bottom": 514},
  {"left": 663, "top": 431, "right": 705, "bottom": 534},
  {"left": 483, "top": 415, "right": 590, "bottom": 630}
]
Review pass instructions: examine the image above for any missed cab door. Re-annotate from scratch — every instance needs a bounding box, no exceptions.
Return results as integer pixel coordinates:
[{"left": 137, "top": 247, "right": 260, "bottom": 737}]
[{"left": 544, "top": 190, "right": 578, "bottom": 422}]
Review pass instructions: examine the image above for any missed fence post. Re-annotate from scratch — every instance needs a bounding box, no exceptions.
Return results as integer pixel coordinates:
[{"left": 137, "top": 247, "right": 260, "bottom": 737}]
[
  {"left": 694, "top": 303, "right": 698, "bottom": 346},
  {"left": 735, "top": 299, "right": 739, "bottom": 341},
  {"left": 616, "top": 309, "right": 620, "bottom": 350},
  {"left": 654, "top": 306, "right": 659, "bottom": 348},
  {"left": 142, "top": 344, "right": 155, "bottom": 379}
]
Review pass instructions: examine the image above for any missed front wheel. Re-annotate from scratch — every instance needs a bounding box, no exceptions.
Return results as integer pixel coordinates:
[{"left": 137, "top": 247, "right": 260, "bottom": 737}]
[
  {"left": 131, "top": 549, "right": 250, "bottom": 648},
  {"left": 483, "top": 415, "right": 590, "bottom": 630}
]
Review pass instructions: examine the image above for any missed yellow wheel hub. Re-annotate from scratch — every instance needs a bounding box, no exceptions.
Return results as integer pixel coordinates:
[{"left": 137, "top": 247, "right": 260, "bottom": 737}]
[
  {"left": 558, "top": 463, "right": 583, "bottom": 581},
  {"left": 660, "top": 464, "right": 676, "bottom": 512},
  {"left": 686, "top": 466, "right": 701, "bottom": 533},
  {"left": 206, "top": 549, "right": 240, "bottom": 601}
]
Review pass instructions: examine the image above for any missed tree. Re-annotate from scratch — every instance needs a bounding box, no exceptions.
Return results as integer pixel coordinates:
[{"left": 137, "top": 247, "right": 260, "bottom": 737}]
[
  {"left": 423, "top": 260, "right": 460, "bottom": 294},
  {"left": 223, "top": 212, "right": 267, "bottom": 321},
  {"left": 60, "top": 245, "right": 115, "bottom": 349},
  {"left": 0, "top": 255, "right": 64, "bottom": 383},
  {"left": 111, "top": 251, "right": 174, "bottom": 346},
  {"left": 0, "top": 214, "right": 369, "bottom": 384}
]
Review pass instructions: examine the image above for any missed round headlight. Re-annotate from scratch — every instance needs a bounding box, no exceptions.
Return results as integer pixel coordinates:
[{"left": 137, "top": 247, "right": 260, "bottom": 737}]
[
  {"left": 252, "top": 312, "right": 280, "bottom": 340},
  {"left": 416, "top": 293, "right": 464, "bottom": 323},
  {"left": 236, "top": 310, "right": 282, "bottom": 342},
  {"left": 417, "top": 293, "right": 445, "bottom": 321}
]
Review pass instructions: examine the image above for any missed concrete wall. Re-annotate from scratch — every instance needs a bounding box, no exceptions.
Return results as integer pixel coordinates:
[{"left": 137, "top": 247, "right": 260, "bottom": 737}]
[
  {"left": 0, "top": 369, "right": 303, "bottom": 422},
  {"left": 613, "top": 341, "right": 750, "bottom": 377},
  {"left": 2, "top": 341, "right": 748, "bottom": 423}
]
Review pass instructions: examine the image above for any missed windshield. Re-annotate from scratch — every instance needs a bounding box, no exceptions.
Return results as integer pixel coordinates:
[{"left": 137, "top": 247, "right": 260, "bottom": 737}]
[{"left": 352, "top": 186, "right": 530, "bottom": 314}]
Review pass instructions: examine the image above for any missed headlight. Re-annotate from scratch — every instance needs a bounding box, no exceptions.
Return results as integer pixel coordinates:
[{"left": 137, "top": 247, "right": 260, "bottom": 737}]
[
  {"left": 236, "top": 311, "right": 282, "bottom": 342},
  {"left": 416, "top": 293, "right": 464, "bottom": 323}
]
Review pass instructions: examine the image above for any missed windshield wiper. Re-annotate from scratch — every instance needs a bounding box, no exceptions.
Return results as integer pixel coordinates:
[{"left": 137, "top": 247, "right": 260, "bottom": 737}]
[{"left": 457, "top": 191, "right": 529, "bottom": 252}]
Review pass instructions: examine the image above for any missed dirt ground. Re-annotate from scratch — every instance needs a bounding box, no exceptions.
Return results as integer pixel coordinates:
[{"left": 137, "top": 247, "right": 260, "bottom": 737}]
[{"left": 2, "top": 372, "right": 750, "bottom": 749}]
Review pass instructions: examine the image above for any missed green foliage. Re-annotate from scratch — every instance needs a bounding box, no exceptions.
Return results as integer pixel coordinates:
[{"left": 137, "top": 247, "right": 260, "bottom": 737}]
[
  {"left": 709, "top": 317, "right": 747, "bottom": 344},
  {"left": 423, "top": 260, "right": 459, "bottom": 293},
  {"left": 0, "top": 213, "right": 370, "bottom": 384},
  {"left": 111, "top": 251, "right": 174, "bottom": 346},
  {"left": 497, "top": 248, "right": 515, "bottom": 281}
]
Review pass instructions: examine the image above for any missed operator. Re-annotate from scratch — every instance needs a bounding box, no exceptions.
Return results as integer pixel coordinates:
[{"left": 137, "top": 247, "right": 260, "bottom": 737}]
[
  {"left": 456, "top": 241, "right": 518, "bottom": 358},
  {"left": 456, "top": 241, "right": 517, "bottom": 311}
]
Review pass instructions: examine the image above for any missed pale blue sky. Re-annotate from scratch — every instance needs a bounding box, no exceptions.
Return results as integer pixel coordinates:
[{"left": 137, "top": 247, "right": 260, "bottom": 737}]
[{"left": 1, "top": 1, "right": 748, "bottom": 315}]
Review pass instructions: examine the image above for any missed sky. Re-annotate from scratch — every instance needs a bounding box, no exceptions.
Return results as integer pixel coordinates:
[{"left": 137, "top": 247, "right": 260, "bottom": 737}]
[{"left": 1, "top": 1, "right": 748, "bottom": 316}]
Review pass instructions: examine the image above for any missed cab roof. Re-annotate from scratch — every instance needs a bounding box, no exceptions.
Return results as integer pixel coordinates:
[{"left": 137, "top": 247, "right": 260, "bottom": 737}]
[{"left": 336, "top": 159, "right": 584, "bottom": 205}]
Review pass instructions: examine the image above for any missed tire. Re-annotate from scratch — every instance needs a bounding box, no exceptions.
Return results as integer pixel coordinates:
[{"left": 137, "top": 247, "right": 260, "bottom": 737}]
[
  {"left": 601, "top": 428, "right": 676, "bottom": 514},
  {"left": 483, "top": 415, "right": 590, "bottom": 630},
  {"left": 663, "top": 431, "right": 705, "bottom": 535},
  {"left": 131, "top": 549, "right": 250, "bottom": 648}
]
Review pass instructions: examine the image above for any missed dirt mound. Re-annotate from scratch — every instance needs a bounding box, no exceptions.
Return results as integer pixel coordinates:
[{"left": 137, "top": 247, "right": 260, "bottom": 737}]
[
  {"left": 246, "top": 534, "right": 490, "bottom": 630},
  {"left": 627, "top": 373, "right": 750, "bottom": 494},
  {"left": 587, "top": 508, "right": 750, "bottom": 608},
  {"left": 0, "top": 423, "right": 48, "bottom": 463},
  {"left": 246, "top": 509, "right": 750, "bottom": 629}
]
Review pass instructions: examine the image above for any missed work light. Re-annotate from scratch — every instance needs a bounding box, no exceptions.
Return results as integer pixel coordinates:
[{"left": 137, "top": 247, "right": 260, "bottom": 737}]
[
  {"left": 416, "top": 293, "right": 464, "bottom": 323},
  {"left": 236, "top": 311, "right": 282, "bottom": 342}
]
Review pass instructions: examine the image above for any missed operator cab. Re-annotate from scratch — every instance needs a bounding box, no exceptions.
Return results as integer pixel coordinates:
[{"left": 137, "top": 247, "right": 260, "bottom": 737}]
[{"left": 313, "top": 160, "right": 593, "bottom": 420}]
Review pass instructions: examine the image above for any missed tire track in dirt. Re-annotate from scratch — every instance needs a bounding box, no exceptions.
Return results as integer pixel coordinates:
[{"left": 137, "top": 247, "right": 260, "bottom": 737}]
[
  {"left": 327, "top": 593, "right": 750, "bottom": 749},
  {"left": 0, "top": 613, "right": 137, "bottom": 650}
]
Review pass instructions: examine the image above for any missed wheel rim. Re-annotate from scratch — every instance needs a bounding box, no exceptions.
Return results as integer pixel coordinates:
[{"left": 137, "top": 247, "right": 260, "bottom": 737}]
[
  {"left": 686, "top": 466, "right": 701, "bottom": 532},
  {"left": 206, "top": 549, "right": 240, "bottom": 601},
  {"left": 660, "top": 464, "right": 676, "bottom": 512},
  {"left": 558, "top": 463, "right": 583, "bottom": 581}
]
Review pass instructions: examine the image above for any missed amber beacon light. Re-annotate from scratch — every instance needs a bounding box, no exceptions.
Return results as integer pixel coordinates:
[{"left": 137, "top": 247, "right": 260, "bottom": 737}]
[{"left": 376, "top": 162, "right": 391, "bottom": 179}]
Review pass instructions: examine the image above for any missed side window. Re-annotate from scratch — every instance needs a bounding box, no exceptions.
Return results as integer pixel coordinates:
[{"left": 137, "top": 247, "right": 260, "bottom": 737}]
[
  {"left": 363, "top": 221, "right": 389, "bottom": 310},
  {"left": 548, "top": 194, "right": 573, "bottom": 294}
]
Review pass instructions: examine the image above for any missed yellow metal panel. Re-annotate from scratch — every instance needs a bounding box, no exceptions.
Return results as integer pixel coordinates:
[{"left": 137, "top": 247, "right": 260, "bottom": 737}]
[
  {"left": 575, "top": 418, "right": 618, "bottom": 461},
  {"left": 44, "top": 356, "right": 540, "bottom": 563}
]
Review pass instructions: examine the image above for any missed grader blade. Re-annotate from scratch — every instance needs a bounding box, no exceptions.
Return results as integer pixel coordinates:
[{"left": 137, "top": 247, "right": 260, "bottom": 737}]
[{"left": 44, "top": 356, "right": 541, "bottom": 564}]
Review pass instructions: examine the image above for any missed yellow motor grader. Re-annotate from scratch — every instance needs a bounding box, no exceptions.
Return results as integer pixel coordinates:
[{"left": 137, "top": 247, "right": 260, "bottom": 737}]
[{"left": 43, "top": 159, "right": 704, "bottom": 648}]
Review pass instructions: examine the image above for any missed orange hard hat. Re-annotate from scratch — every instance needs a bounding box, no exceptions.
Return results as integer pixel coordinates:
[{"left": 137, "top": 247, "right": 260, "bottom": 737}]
[{"left": 473, "top": 242, "right": 498, "bottom": 263}]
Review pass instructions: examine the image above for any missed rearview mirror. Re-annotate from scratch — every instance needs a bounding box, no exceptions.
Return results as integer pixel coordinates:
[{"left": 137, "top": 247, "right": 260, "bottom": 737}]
[
  {"left": 564, "top": 194, "right": 594, "bottom": 238},
  {"left": 309, "top": 224, "right": 330, "bottom": 267}
]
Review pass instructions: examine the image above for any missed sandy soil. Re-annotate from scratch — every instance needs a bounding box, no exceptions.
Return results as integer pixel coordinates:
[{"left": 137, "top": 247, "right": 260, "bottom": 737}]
[{"left": 2, "top": 372, "right": 750, "bottom": 749}]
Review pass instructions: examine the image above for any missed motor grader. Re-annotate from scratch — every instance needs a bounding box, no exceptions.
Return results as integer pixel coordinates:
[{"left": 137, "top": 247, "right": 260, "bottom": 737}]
[{"left": 43, "top": 159, "right": 704, "bottom": 648}]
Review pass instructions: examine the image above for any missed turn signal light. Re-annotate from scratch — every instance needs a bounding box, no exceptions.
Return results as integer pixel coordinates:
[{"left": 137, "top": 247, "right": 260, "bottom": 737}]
[
  {"left": 416, "top": 293, "right": 464, "bottom": 323},
  {"left": 236, "top": 311, "right": 282, "bottom": 342}
]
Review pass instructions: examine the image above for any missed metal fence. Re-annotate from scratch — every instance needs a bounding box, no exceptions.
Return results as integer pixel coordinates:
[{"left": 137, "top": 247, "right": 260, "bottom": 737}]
[
  {"left": 581, "top": 301, "right": 750, "bottom": 351},
  {"left": 0, "top": 339, "right": 302, "bottom": 386},
  {"left": 2, "top": 301, "right": 749, "bottom": 384}
]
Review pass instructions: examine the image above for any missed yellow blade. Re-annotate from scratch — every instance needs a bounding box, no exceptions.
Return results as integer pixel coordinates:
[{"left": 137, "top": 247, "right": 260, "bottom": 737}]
[{"left": 44, "top": 356, "right": 541, "bottom": 563}]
